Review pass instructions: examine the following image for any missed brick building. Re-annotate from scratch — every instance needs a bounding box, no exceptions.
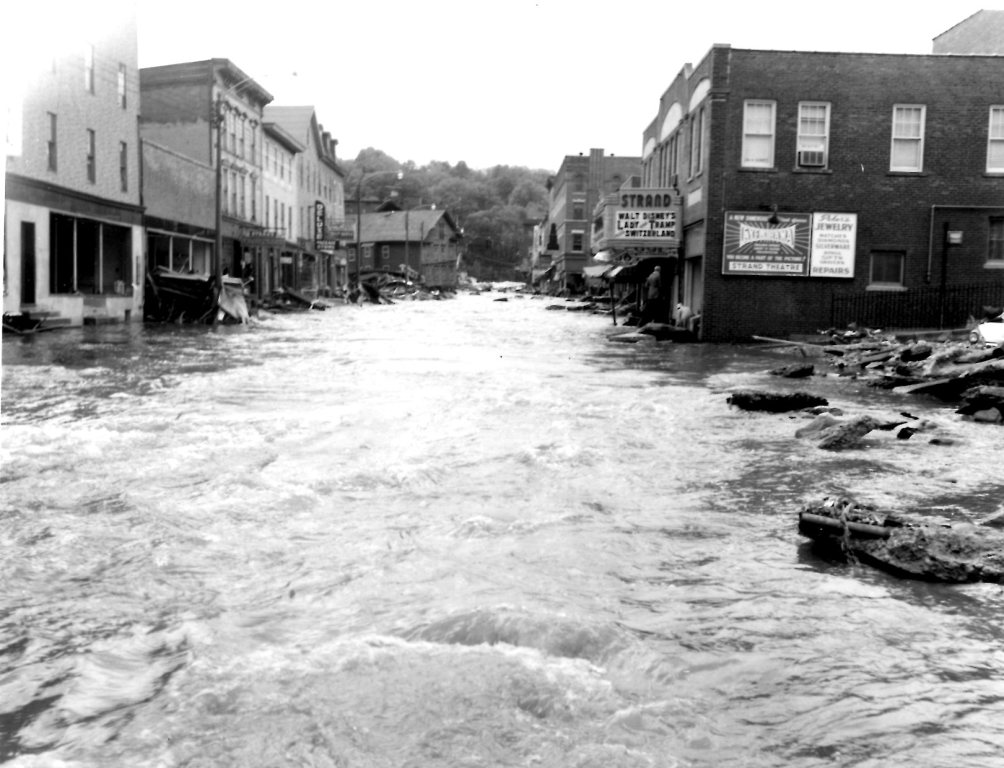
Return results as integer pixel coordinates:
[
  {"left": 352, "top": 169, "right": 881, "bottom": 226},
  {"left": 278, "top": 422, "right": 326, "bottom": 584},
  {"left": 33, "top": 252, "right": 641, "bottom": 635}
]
[
  {"left": 537, "top": 149, "right": 641, "bottom": 292},
  {"left": 139, "top": 59, "right": 273, "bottom": 294},
  {"left": 642, "top": 45, "right": 1004, "bottom": 341},
  {"left": 5, "top": 13, "right": 144, "bottom": 326}
]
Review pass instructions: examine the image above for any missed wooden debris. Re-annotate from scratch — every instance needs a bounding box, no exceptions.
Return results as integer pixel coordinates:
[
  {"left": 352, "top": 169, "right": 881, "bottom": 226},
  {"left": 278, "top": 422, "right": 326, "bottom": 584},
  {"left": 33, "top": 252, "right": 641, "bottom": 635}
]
[
  {"left": 726, "top": 390, "right": 828, "bottom": 412},
  {"left": 799, "top": 497, "right": 1004, "bottom": 583},
  {"left": 768, "top": 363, "right": 815, "bottom": 378}
]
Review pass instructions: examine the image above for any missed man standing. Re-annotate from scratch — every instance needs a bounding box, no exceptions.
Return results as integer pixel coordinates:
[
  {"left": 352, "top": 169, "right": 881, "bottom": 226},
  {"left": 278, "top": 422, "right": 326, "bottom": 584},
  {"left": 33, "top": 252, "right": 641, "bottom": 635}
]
[{"left": 643, "top": 265, "right": 662, "bottom": 323}]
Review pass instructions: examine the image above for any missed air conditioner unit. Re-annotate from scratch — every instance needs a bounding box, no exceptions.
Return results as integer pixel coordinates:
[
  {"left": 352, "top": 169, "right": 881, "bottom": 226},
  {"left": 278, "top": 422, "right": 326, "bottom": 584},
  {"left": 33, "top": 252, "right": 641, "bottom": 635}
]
[{"left": 798, "top": 150, "right": 826, "bottom": 168}]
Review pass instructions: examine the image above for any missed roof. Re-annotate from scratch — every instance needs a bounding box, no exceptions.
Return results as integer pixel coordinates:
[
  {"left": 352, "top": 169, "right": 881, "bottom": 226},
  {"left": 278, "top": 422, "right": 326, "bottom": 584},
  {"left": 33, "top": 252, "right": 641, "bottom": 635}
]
[
  {"left": 262, "top": 122, "right": 305, "bottom": 154},
  {"left": 264, "top": 105, "right": 345, "bottom": 176},
  {"left": 358, "top": 210, "right": 460, "bottom": 243},
  {"left": 933, "top": 10, "right": 1004, "bottom": 54},
  {"left": 263, "top": 106, "right": 316, "bottom": 147}
]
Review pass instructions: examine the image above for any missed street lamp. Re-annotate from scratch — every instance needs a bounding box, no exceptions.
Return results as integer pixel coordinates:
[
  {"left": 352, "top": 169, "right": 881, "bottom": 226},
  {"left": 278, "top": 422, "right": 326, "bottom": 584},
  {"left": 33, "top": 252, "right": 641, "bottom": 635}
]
[
  {"left": 405, "top": 203, "right": 437, "bottom": 279},
  {"left": 353, "top": 169, "right": 403, "bottom": 286}
]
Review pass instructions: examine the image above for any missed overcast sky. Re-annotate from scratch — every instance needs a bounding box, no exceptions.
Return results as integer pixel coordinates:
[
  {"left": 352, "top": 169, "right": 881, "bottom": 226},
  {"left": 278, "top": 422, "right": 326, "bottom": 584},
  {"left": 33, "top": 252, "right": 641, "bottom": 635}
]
[{"left": 9, "top": 1, "right": 1001, "bottom": 172}]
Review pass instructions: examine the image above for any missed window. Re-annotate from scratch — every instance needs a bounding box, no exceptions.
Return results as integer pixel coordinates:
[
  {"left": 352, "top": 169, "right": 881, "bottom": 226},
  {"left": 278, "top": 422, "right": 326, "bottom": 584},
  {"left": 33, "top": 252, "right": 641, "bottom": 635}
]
[
  {"left": 251, "top": 177, "right": 257, "bottom": 222},
  {"left": 990, "top": 218, "right": 1004, "bottom": 263},
  {"left": 571, "top": 231, "right": 584, "bottom": 252},
  {"left": 47, "top": 112, "right": 57, "bottom": 171},
  {"left": 742, "top": 100, "right": 775, "bottom": 168},
  {"left": 230, "top": 170, "right": 237, "bottom": 214},
  {"left": 572, "top": 200, "right": 585, "bottom": 219},
  {"left": 222, "top": 173, "right": 229, "bottom": 214},
  {"left": 84, "top": 44, "right": 94, "bottom": 93},
  {"left": 989, "top": 107, "right": 1004, "bottom": 173},
  {"left": 228, "top": 111, "right": 236, "bottom": 154},
  {"left": 869, "top": 250, "right": 905, "bottom": 287},
  {"left": 797, "top": 102, "right": 830, "bottom": 168},
  {"left": 239, "top": 175, "right": 246, "bottom": 219},
  {"left": 690, "top": 107, "right": 704, "bottom": 177},
  {"left": 86, "top": 129, "right": 95, "bottom": 183},
  {"left": 265, "top": 195, "right": 270, "bottom": 228},
  {"left": 381, "top": 245, "right": 390, "bottom": 262},
  {"left": 117, "top": 64, "right": 126, "bottom": 108},
  {"left": 891, "top": 105, "right": 925, "bottom": 172},
  {"left": 239, "top": 119, "right": 245, "bottom": 159},
  {"left": 119, "top": 141, "right": 127, "bottom": 192}
]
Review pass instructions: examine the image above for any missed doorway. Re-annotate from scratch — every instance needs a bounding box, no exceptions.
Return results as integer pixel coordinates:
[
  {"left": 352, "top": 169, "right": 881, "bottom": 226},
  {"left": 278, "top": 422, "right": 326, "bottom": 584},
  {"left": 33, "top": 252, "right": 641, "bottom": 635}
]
[{"left": 20, "top": 222, "right": 36, "bottom": 305}]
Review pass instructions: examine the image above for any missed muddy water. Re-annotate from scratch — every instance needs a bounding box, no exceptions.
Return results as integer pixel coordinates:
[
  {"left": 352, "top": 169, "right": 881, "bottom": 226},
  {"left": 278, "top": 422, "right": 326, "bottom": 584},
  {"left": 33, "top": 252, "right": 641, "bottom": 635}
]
[{"left": 2, "top": 293, "right": 1003, "bottom": 767}]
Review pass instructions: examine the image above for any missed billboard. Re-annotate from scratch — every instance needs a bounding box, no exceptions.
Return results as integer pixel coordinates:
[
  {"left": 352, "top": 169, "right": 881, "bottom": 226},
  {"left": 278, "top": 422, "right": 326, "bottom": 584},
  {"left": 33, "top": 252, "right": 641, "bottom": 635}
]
[{"left": 722, "top": 211, "right": 812, "bottom": 276}]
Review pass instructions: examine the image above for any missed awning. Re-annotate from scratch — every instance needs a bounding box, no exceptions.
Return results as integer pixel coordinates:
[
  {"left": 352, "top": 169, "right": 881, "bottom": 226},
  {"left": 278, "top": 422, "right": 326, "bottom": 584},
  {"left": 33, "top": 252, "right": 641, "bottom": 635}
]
[
  {"left": 593, "top": 249, "right": 615, "bottom": 263},
  {"left": 582, "top": 264, "right": 609, "bottom": 278}
]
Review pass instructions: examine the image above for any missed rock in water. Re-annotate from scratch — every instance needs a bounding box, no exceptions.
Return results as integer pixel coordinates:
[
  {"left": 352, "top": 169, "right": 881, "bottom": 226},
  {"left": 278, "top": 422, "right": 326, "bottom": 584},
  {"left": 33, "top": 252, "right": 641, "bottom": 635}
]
[{"left": 816, "top": 415, "right": 883, "bottom": 450}]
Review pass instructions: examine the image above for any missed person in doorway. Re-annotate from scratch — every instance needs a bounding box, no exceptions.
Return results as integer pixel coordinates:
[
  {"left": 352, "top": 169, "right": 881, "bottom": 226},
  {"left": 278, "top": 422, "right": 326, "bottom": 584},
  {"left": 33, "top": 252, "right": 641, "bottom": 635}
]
[{"left": 642, "top": 266, "right": 663, "bottom": 324}]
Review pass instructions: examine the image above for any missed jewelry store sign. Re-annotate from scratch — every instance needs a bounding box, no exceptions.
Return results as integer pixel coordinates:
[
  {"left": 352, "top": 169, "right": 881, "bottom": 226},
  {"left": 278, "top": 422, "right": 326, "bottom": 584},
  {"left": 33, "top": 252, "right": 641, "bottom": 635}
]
[
  {"left": 723, "top": 211, "right": 856, "bottom": 277},
  {"left": 809, "top": 212, "right": 857, "bottom": 278}
]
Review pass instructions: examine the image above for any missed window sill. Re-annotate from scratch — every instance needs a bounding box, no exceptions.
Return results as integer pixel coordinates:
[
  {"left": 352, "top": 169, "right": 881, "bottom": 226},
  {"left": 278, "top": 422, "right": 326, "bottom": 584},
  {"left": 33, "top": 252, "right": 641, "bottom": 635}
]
[
  {"left": 738, "top": 166, "right": 777, "bottom": 173},
  {"left": 792, "top": 167, "right": 833, "bottom": 175},
  {"left": 866, "top": 284, "right": 907, "bottom": 292},
  {"left": 886, "top": 171, "right": 928, "bottom": 177},
  {"left": 985, "top": 261, "right": 1004, "bottom": 269}
]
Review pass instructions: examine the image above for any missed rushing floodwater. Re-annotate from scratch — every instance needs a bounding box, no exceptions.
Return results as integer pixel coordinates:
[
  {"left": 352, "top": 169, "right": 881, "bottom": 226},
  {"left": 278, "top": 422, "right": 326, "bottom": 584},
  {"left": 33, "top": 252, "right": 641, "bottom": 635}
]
[{"left": 2, "top": 293, "right": 1003, "bottom": 768}]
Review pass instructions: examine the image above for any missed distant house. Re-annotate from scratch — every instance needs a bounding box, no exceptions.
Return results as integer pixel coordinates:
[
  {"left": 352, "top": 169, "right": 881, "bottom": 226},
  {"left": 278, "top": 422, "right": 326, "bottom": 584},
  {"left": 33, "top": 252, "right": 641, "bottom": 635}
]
[
  {"left": 933, "top": 10, "right": 1004, "bottom": 54},
  {"left": 353, "top": 209, "right": 462, "bottom": 288}
]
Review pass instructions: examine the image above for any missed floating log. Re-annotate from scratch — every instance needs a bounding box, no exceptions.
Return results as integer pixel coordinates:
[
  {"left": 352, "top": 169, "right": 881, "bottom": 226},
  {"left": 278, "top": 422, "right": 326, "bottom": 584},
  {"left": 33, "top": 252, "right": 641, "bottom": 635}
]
[
  {"left": 799, "top": 498, "right": 1004, "bottom": 583},
  {"left": 726, "top": 390, "right": 828, "bottom": 412}
]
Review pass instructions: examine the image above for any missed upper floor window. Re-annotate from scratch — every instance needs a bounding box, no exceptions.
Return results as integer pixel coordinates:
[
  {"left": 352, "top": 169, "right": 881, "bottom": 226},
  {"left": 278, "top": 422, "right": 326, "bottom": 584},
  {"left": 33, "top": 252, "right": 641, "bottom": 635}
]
[
  {"left": 47, "top": 112, "right": 57, "bottom": 172},
  {"left": 741, "top": 100, "right": 775, "bottom": 168},
  {"left": 572, "top": 199, "right": 585, "bottom": 220},
  {"left": 988, "top": 106, "right": 1004, "bottom": 173},
  {"left": 890, "top": 105, "right": 925, "bottom": 172},
  {"left": 989, "top": 218, "right": 1004, "bottom": 263},
  {"left": 571, "top": 231, "right": 584, "bottom": 252},
  {"left": 119, "top": 141, "right": 128, "bottom": 192},
  {"left": 84, "top": 45, "right": 94, "bottom": 93},
  {"left": 797, "top": 102, "right": 830, "bottom": 169},
  {"left": 86, "top": 129, "right": 96, "bottom": 183},
  {"left": 117, "top": 64, "right": 127, "bottom": 108},
  {"left": 690, "top": 107, "right": 704, "bottom": 177}
]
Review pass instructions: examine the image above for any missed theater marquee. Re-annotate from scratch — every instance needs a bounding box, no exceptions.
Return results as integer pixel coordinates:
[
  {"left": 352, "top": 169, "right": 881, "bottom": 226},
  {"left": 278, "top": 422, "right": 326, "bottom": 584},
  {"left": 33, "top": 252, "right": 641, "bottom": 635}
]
[{"left": 609, "top": 189, "right": 681, "bottom": 248}]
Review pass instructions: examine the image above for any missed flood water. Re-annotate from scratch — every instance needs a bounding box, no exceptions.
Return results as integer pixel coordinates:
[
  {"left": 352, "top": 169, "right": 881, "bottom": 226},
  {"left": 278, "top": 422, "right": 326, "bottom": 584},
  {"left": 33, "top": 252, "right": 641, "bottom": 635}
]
[{"left": 2, "top": 292, "right": 1003, "bottom": 768}]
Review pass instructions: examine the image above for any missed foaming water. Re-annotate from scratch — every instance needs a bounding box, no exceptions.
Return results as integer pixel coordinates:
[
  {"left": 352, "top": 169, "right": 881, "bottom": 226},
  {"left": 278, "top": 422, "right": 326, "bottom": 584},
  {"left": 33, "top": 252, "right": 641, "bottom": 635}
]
[{"left": 2, "top": 294, "right": 1003, "bottom": 767}]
